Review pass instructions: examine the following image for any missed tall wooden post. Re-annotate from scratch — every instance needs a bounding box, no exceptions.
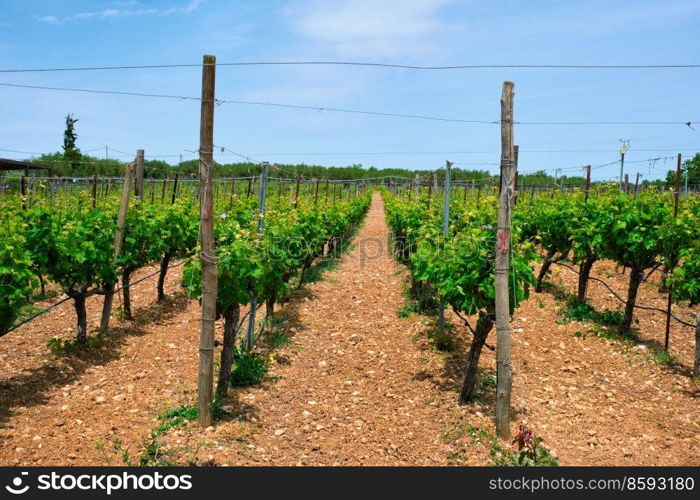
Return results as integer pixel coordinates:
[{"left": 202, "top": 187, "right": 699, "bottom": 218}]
[
  {"left": 495, "top": 81, "right": 515, "bottom": 439},
  {"left": 584, "top": 165, "right": 591, "bottom": 202},
  {"left": 92, "top": 174, "right": 98, "bottom": 208},
  {"left": 624, "top": 173, "right": 630, "bottom": 194},
  {"left": 100, "top": 162, "right": 134, "bottom": 333},
  {"left": 294, "top": 173, "right": 301, "bottom": 208},
  {"left": 246, "top": 177, "right": 253, "bottom": 199},
  {"left": 135, "top": 149, "right": 145, "bottom": 200},
  {"left": 20, "top": 175, "right": 26, "bottom": 210},
  {"left": 161, "top": 177, "right": 168, "bottom": 203},
  {"left": 664, "top": 154, "right": 683, "bottom": 352},
  {"left": 230, "top": 177, "right": 236, "bottom": 205},
  {"left": 198, "top": 54, "right": 217, "bottom": 428},
  {"left": 171, "top": 173, "right": 179, "bottom": 205},
  {"left": 427, "top": 172, "right": 434, "bottom": 201},
  {"left": 634, "top": 172, "right": 641, "bottom": 199}
]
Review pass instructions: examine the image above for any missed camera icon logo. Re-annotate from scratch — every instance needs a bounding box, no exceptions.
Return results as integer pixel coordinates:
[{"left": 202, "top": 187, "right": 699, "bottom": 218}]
[{"left": 5, "top": 472, "right": 29, "bottom": 495}]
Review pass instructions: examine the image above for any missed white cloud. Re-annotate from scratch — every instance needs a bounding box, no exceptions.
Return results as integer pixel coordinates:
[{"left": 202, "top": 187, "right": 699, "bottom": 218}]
[
  {"left": 290, "top": 0, "right": 457, "bottom": 57},
  {"left": 39, "top": 0, "right": 204, "bottom": 25}
]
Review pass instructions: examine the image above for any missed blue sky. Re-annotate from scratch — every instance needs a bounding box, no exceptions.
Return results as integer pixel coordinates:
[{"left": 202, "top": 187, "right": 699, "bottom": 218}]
[{"left": 0, "top": 0, "right": 699, "bottom": 180}]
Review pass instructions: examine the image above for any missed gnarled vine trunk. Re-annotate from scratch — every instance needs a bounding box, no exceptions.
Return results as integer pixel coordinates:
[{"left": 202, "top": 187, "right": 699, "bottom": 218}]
[
  {"left": 459, "top": 312, "right": 495, "bottom": 403},
  {"left": 266, "top": 293, "right": 276, "bottom": 317},
  {"left": 535, "top": 249, "right": 555, "bottom": 293},
  {"left": 157, "top": 251, "right": 172, "bottom": 302},
  {"left": 658, "top": 264, "right": 669, "bottom": 293},
  {"left": 621, "top": 266, "right": 645, "bottom": 335},
  {"left": 577, "top": 257, "right": 595, "bottom": 303},
  {"left": 73, "top": 293, "right": 88, "bottom": 345},
  {"left": 122, "top": 269, "right": 132, "bottom": 320},
  {"left": 216, "top": 303, "right": 241, "bottom": 398}
]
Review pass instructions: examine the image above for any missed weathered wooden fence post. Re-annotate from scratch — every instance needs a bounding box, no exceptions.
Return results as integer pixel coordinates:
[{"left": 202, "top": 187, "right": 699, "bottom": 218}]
[
  {"left": 293, "top": 172, "right": 301, "bottom": 209},
  {"left": 135, "top": 149, "right": 145, "bottom": 200},
  {"left": 171, "top": 173, "right": 179, "bottom": 205},
  {"left": 100, "top": 162, "right": 134, "bottom": 333},
  {"left": 495, "top": 81, "right": 515, "bottom": 439},
  {"left": 198, "top": 54, "right": 217, "bottom": 428}
]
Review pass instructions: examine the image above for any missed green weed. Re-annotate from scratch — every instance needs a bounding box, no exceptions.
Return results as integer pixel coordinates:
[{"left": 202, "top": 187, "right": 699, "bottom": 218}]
[{"left": 47, "top": 334, "right": 105, "bottom": 355}]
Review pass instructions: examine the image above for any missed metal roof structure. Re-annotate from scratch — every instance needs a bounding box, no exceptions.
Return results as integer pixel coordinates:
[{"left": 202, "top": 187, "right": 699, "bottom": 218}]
[{"left": 0, "top": 158, "right": 52, "bottom": 174}]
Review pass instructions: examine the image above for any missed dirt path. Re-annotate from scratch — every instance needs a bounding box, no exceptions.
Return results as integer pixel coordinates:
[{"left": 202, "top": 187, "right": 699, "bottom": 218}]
[{"left": 197, "top": 192, "right": 481, "bottom": 465}]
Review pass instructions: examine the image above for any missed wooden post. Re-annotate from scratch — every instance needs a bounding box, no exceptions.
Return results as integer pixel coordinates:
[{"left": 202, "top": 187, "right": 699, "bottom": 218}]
[
  {"left": 495, "top": 81, "right": 515, "bottom": 439},
  {"left": 91, "top": 174, "right": 98, "bottom": 208},
  {"left": 100, "top": 163, "right": 134, "bottom": 333},
  {"left": 230, "top": 177, "right": 236, "bottom": 205},
  {"left": 20, "top": 175, "right": 26, "bottom": 210},
  {"left": 634, "top": 172, "right": 640, "bottom": 199},
  {"left": 293, "top": 172, "right": 301, "bottom": 209},
  {"left": 694, "top": 313, "right": 700, "bottom": 378},
  {"left": 198, "top": 54, "right": 217, "bottom": 428},
  {"left": 161, "top": 177, "right": 168, "bottom": 203},
  {"left": 584, "top": 165, "right": 591, "bottom": 202},
  {"left": 427, "top": 172, "right": 434, "bottom": 201},
  {"left": 134, "top": 149, "right": 145, "bottom": 200},
  {"left": 664, "top": 154, "right": 683, "bottom": 352},
  {"left": 314, "top": 177, "right": 320, "bottom": 205},
  {"left": 171, "top": 173, "right": 179, "bottom": 205},
  {"left": 246, "top": 177, "right": 253, "bottom": 199},
  {"left": 624, "top": 173, "right": 630, "bottom": 194}
]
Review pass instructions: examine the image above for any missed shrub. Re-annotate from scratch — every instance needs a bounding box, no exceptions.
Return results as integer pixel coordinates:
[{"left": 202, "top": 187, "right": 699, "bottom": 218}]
[{"left": 231, "top": 346, "right": 268, "bottom": 387}]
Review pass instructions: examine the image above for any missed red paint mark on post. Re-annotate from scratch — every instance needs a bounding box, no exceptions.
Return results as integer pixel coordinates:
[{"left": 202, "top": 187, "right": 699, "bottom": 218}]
[{"left": 497, "top": 227, "right": 510, "bottom": 252}]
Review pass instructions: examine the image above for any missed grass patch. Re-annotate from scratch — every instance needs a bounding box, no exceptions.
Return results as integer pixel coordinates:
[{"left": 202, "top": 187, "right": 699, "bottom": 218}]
[
  {"left": 652, "top": 350, "right": 675, "bottom": 366},
  {"left": 47, "top": 334, "right": 105, "bottom": 355},
  {"left": 231, "top": 346, "right": 268, "bottom": 387},
  {"left": 428, "top": 324, "right": 455, "bottom": 352},
  {"left": 262, "top": 315, "right": 292, "bottom": 348},
  {"left": 398, "top": 300, "right": 418, "bottom": 318},
  {"left": 564, "top": 298, "right": 597, "bottom": 322},
  {"left": 597, "top": 308, "right": 624, "bottom": 327}
]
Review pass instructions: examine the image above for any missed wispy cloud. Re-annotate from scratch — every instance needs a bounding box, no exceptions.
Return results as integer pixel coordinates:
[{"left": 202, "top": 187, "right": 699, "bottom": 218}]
[
  {"left": 289, "top": 0, "right": 457, "bottom": 58},
  {"left": 39, "top": 0, "right": 204, "bottom": 25}
]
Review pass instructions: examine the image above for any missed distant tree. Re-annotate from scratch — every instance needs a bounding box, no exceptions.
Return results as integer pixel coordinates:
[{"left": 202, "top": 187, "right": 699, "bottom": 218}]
[{"left": 62, "top": 113, "right": 81, "bottom": 160}]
